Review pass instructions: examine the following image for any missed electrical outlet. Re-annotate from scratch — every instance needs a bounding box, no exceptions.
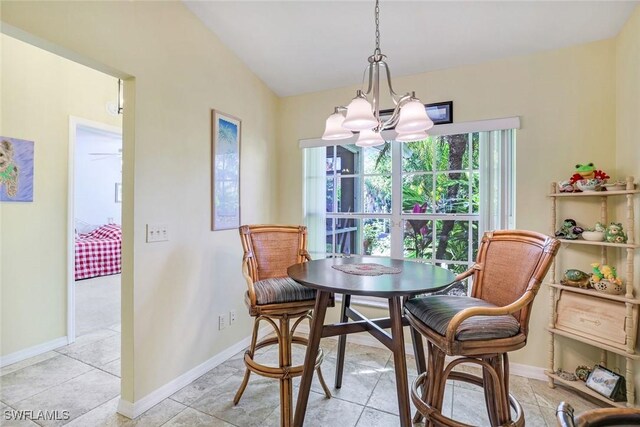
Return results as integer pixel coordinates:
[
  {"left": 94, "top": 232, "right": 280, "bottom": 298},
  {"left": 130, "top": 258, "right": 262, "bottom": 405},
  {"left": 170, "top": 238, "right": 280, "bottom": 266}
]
[
  {"left": 218, "top": 314, "right": 227, "bottom": 330},
  {"left": 229, "top": 310, "right": 236, "bottom": 325},
  {"left": 146, "top": 224, "right": 169, "bottom": 243}
]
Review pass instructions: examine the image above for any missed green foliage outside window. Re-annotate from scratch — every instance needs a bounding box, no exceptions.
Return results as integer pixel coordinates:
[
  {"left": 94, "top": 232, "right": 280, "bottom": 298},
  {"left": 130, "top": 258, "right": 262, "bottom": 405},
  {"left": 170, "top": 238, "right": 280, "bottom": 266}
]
[{"left": 371, "top": 135, "right": 480, "bottom": 265}]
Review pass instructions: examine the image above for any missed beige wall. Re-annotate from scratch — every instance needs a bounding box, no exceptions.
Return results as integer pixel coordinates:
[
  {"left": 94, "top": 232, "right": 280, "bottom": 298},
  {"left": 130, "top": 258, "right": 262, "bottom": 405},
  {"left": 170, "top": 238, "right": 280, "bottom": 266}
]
[
  {"left": 277, "top": 39, "right": 619, "bottom": 369},
  {"left": 1, "top": 1, "right": 279, "bottom": 402},
  {"left": 617, "top": 7, "right": 640, "bottom": 179},
  {"left": 616, "top": 6, "right": 640, "bottom": 389},
  {"left": 0, "top": 35, "right": 121, "bottom": 355}
]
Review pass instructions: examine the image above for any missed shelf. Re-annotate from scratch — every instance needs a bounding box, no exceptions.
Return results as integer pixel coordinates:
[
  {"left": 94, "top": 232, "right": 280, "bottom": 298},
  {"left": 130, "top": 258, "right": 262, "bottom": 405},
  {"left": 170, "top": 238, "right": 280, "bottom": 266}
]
[
  {"left": 547, "top": 328, "right": 640, "bottom": 359},
  {"left": 557, "top": 238, "right": 640, "bottom": 249},
  {"left": 545, "top": 371, "right": 629, "bottom": 408},
  {"left": 546, "top": 283, "right": 640, "bottom": 304},
  {"left": 550, "top": 190, "right": 640, "bottom": 197}
]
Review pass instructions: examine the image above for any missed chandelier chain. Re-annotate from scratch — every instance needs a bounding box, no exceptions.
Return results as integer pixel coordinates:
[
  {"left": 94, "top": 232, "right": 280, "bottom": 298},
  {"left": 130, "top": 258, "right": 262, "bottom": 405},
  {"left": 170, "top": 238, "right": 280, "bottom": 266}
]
[{"left": 374, "top": 0, "right": 380, "bottom": 55}]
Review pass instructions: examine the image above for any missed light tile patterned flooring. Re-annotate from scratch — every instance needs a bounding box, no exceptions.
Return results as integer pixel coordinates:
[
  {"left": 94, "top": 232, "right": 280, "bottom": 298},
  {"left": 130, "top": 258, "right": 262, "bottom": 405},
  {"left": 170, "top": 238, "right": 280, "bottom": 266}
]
[{"left": 0, "top": 327, "right": 604, "bottom": 427}]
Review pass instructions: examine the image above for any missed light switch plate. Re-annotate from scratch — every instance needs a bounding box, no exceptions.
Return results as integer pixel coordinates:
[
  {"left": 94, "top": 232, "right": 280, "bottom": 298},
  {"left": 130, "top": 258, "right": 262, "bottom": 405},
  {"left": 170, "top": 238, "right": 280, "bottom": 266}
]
[{"left": 146, "top": 224, "right": 169, "bottom": 243}]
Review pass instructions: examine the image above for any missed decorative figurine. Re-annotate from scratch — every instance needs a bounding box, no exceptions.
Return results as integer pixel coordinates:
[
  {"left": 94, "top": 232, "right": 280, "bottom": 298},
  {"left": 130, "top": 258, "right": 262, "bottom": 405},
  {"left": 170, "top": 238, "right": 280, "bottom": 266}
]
[
  {"left": 555, "top": 218, "right": 583, "bottom": 240},
  {"left": 575, "top": 365, "right": 592, "bottom": 382},
  {"left": 605, "top": 222, "right": 628, "bottom": 244},
  {"left": 567, "top": 163, "right": 610, "bottom": 192},
  {"left": 558, "top": 180, "right": 575, "bottom": 193},
  {"left": 561, "top": 269, "right": 591, "bottom": 288},
  {"left": 555, "top": 369, "right": 577, "bottom": 381}
]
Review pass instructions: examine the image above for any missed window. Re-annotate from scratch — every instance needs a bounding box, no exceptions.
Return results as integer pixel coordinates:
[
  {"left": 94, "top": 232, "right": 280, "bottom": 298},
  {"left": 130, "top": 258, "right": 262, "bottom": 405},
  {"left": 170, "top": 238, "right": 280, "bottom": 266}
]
[
  {"left": 303, "top": 119, "right": 517, "bottom": 299},
  {"left": 400, "top": 134, "right": 480, "bottom": 274}
]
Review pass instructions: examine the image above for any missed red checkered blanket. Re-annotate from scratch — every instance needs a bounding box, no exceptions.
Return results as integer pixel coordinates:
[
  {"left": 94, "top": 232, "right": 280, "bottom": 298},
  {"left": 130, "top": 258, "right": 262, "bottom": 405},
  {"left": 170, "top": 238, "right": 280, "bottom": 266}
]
[{"left": 75, "top": 224, "right": 122, "bottom": 280}]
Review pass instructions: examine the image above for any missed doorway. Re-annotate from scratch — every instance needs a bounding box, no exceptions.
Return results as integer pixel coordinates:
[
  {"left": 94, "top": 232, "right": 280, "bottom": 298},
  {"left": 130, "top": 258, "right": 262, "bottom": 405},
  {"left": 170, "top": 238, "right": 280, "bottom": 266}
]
[{"left": 68, "top": 119, "right": 123, "bottom": 340}]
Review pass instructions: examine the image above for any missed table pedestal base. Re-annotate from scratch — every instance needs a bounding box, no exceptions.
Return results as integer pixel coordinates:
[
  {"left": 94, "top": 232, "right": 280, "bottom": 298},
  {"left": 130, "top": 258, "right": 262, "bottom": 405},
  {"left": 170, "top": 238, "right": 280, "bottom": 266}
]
[{"left": 294, "top": 291, "right": 415, "bottom": 427}]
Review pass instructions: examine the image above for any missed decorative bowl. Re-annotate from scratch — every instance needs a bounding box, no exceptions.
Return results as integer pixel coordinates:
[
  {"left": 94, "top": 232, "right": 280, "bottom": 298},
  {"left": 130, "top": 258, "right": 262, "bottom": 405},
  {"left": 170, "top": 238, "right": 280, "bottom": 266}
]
[
  {"left": 576, "top": 179, "right": 604, "bottom": 192},
  {"left": 581, "top": 231, "right": 605, "bottom": 241},
  {"left": 604, "top": 182, "right": 626, "bottom": 191},
  {"left": 590, "top": 278, "right": 624, "bottom": 295}
]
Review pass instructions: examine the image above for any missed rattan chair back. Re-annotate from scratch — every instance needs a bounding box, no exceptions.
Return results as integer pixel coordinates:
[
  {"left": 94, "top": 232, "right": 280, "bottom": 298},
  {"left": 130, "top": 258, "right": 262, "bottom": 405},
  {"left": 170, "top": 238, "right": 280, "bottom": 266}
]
[
  {"left": 239, "top": 224, "right": 308, "bottom": 282},
  {"left": 469, "top": 230, "right": 559, "bottom": 337}
]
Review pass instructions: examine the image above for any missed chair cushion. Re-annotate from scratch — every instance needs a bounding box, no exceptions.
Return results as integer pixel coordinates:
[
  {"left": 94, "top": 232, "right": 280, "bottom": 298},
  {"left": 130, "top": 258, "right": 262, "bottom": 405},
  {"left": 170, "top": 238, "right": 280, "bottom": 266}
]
[
  {"left": 405, "top": 295, "right": 520, "bottom": 341},
  {"left": 253, "top": 277, "right": 316, "bottom": 305}
]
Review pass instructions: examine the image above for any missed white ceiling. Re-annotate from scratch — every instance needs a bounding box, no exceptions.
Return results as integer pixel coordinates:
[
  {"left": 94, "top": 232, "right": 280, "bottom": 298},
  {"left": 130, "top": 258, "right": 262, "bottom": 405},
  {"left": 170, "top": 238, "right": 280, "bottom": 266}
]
[{"left": 185, "top": 1, "right": 638, "bottom": 97}]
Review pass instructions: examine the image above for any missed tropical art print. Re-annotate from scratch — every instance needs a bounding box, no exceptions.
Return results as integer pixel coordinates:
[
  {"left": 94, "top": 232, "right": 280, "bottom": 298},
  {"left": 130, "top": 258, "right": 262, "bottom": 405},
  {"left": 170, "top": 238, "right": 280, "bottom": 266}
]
[
  {"left": 0, "top": 137, "right": 34, "bottom": 202},
  {"left": 211, "top": 110, "right": 241, "bottom": 230}
]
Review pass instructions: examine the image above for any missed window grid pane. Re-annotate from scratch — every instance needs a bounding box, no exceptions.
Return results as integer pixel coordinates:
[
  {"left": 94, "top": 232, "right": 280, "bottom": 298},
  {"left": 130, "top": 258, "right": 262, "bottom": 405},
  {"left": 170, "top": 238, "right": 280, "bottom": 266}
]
[{"left": 319, "top": 131, "right": 496, "bottom": 277}]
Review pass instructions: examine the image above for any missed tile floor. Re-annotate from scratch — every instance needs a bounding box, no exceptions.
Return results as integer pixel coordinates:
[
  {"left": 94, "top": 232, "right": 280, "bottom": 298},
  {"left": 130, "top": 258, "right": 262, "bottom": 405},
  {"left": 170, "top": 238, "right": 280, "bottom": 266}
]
[
  {"left": 75, "top": 274, "right": 121, "bottom": 337},
  {"left": 0, "top": 327, "right": 604, "bottom": 427}
]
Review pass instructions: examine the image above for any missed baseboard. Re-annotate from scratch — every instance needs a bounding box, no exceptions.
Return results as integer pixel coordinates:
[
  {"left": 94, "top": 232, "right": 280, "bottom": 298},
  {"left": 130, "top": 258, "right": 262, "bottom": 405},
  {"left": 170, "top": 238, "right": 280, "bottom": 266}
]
[
  {"left": 509, "top": 362, "right": 547, "bottom": 381},
  {"left": 296, "top": 324, "right": 548, "bottom": 381},
  {"left": 0, "top": 336, "right": 68, "bottom": 368},
  {"left": 117, "top": 326, "right": 270, "bottom": 419}
]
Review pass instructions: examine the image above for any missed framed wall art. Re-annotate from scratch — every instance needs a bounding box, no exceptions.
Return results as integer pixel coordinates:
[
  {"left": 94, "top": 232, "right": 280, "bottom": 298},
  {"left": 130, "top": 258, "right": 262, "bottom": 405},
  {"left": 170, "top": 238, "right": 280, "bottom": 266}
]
[
  {"left": 0, "top": 137, "right": 34, "bottom": 202},
  {"left": 211, "top": 109, "right": 241, "bottom": 231},
  {"left": 425, "top": 101, "right": 453, "bottom": 125}
]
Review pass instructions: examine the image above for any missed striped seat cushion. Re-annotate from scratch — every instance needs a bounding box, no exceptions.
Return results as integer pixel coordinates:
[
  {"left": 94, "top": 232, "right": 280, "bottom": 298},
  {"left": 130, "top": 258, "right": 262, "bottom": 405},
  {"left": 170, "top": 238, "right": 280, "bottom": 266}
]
[
  {"left": 253, "top": 277, "right": 316, "bottom": 305},
  {"left": 405, "top": 295, "right": 520, "bottom": 341}
]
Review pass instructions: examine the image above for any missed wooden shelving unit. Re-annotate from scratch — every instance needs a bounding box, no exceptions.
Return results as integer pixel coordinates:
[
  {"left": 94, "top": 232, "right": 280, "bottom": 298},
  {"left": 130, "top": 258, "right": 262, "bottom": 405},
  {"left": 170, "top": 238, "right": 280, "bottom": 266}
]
[{"left": 546, "top": 176, "right": 638, "bottom": 408}]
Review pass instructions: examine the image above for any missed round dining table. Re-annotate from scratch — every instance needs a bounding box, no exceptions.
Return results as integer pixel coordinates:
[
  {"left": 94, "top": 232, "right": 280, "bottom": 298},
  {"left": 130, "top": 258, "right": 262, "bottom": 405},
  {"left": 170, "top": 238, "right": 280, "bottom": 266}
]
[{"left": 288, "top": 256, "right": 457, "bottom": 427}]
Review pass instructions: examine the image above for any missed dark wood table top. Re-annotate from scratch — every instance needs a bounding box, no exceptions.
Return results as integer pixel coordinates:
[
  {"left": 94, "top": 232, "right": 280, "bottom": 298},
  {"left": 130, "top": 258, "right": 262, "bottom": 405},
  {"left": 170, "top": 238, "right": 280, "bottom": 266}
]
[{"left": 287, "top": 256, "right": 457, "bottom": 298}]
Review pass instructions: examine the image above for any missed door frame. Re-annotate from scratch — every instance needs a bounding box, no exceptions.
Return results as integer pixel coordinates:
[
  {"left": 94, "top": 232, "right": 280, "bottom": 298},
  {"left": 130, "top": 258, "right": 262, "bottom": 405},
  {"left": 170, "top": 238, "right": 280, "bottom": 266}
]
[{"left": 67, "top": 116, "right": 122, "bottom": 344}]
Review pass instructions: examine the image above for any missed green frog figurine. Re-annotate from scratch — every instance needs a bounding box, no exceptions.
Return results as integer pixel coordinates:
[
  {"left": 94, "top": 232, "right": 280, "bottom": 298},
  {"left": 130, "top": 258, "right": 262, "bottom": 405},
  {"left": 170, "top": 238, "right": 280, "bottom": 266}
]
[
  {"left": 605, "top": 222, "right": 628, "bottom": 244},
  {"left": 560, "top": 269, "right": 591, "bottom": 288}
]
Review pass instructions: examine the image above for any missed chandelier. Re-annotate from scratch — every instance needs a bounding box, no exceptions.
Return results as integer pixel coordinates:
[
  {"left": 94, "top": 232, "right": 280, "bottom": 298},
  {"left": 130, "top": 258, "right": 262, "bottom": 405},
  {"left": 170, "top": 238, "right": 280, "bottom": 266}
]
[{"left": 322, "top": 0, "right": 433, "bottom": 146}]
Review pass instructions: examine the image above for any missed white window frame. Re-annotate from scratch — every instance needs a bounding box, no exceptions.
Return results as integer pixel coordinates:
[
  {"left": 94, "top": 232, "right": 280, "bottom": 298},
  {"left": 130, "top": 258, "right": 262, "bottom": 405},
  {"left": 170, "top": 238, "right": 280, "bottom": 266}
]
[{"left": 301, "top": 117, "right": 519, "bottom": 308}]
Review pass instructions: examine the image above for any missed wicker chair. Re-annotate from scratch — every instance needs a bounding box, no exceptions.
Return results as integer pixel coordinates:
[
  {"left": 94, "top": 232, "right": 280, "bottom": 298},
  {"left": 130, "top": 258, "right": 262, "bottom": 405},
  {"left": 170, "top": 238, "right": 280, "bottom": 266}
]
[
  {"left": 235, "top": 225, "right": 331, "bottom": 427},
  {"left": 406, "top": 230, "right": 560, "bottom": 427},
  {"left": 556, "top": 402, "right": 640, "bottom": 426}
]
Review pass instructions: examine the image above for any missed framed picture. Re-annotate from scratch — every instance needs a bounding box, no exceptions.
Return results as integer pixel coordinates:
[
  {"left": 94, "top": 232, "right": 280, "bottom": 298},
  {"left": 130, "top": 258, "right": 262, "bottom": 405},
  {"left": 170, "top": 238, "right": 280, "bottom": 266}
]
[
  {"left": 0, "top": 137, "right": 34, "bottom": 202},
  {"left": 585, "top": 365, "right": 626, "bottom": 401},
  {"left": 426, "top": 101, "right": 453, "bottom": 125},
  {"left": 380, "top": 100, "right": 453, "bottom": 128},
  {"left": 211, "top": 109, "right": 241, "bottom": 231},
  {"left": 115, "top": 183, "right": 122, "bottom": 203}
]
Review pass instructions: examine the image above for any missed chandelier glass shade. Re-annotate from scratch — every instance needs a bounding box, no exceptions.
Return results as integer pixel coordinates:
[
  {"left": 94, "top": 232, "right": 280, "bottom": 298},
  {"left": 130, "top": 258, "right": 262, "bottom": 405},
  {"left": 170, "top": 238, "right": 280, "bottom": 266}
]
[
  {"left": 321, "top": 111, "right": 354, "bottom": 140},
  {"left": 355, "top": 129, "right": 386, "bottom": 147},
  {"left": 322, "top": 0, "right": 434, "bottom": 146}
]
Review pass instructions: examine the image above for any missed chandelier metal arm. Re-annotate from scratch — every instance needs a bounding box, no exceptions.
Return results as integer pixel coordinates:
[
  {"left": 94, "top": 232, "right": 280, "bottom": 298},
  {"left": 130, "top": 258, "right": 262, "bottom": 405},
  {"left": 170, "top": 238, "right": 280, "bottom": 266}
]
[
  {"left": 363, "top": 63, "right": 374, "bottom": 97},
  {"left": 380, "top": 60, "right": 400, "bottom": 101},
  {"left": 361, "top": 58, "right": 406, "bottom": 130},
  {"left": 372, "top": 61, "right": 380, "bottom": 125}
]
